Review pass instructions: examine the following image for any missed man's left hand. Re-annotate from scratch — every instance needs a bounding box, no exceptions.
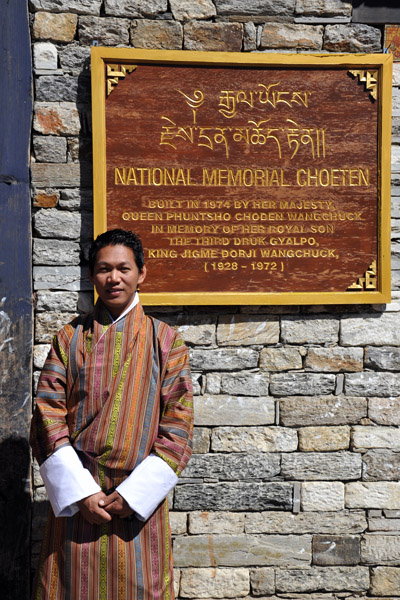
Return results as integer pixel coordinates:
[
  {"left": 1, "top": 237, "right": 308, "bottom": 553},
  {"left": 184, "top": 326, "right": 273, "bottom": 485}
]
[{"left": 102, "top": 491, "right": 134, "bottom": 518}]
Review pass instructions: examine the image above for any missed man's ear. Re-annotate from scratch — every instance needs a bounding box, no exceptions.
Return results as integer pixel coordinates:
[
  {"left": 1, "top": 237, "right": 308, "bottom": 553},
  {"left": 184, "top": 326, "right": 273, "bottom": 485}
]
[{"left": 138, "top": 265, "right": 147, "bottom": 284}]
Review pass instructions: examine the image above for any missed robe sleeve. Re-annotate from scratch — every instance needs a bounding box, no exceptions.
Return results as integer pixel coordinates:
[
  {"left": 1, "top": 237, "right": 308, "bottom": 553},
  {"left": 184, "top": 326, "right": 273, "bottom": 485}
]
[
  {"left": 30, "top": 327, "right": 101, "bottom": 516},
  {"left": 30, "top": 328, "right": 72, "bottom": 465},
  {"left": 116, "top": 328, "right": 193, "bottom": 520}
]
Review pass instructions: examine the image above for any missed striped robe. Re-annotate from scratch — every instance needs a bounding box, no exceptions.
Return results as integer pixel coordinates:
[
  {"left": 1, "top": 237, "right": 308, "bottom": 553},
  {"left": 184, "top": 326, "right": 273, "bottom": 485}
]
[{"left": 30, "top": 302, "right": 193, "bottom": 600}]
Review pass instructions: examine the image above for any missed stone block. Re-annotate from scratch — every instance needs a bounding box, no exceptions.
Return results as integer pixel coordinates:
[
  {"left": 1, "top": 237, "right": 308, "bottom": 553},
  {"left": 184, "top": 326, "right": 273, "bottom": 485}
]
[
  {"left": 170, "top": 0, "right": 216, "bottom": 21},
  {"left": 346, "top": 482, "right": 400, "bottom": 509},
  {"left": 35, "top": 311, "right": 78, "bottom": 343},
  {"left": 34, "top": 208, "right": 82, "bottom": 239},
  {"left": 280, "top": 396, "right": 367, "bottom": 426},
  {"left": 192, "top": 427, "right": 210, "bottom": 453},
  {"left": 78, "top": 16, "right": 130, "bottom": 46},
  {"left": 313, "top": 535, "right": 360, "bottom": 566},
  {"left": 33, "top": 239, "right": 80, "bottom": 265},
  {"left": 217, "top": 315, "right": 279, "bottom": 346},
  {"left": 33, "top": 135, "right": 67, "bottom": 163},
  {"left": 161, "top": 315, "right": 216, "bottom": 345},
  {"left": 275, "top": 566, "right": 369, "bottom": 593},
  {"left": 189, "top": 348, "right": 259, "bottom": 371},
  {"left": 281, "top": 452, "right": 361, "bottom": 481},
  {"left": 298, "top": 426, "right": 350, "bottom": 451},
  {"left": 191, "top": 375, "right": 202, "bottom": 396},
  {"left": 30, "top": 0, "right": 102, "bottom": 15},
  {"left": 245, "top": 510, "right": 367, "bottom": 534},
  {"left": 211, "top": 426, "right": 297, "bottom": 453},
  {"left": 260, "top": 23, "right": 323, "bottom": 49},
  {"left": 215, "top": 0, "right": 295, "bottom": 18},
  {"left": 36, "top": 75, "right": 89, "bottom": 103},
  {"left": 33, "top": 102, "right": 80, "bottom": 136},
  {"left": 67, "top": 137, "right": 92, "bottom": 163},
  {"left": 59, "top": 188, "right": 93, "bottom": 211},
  {"left": 281, "top": 317, "right": 339, "bottom": 344},
  {"left": 324, "top": 24, "right": 381, "bottom": 52},
  {"left": 59, "top": 45, "right": 91, "bottom": 76},
  {"left": 33, "top": 12, "right": 77, "bottom": 42},
  {"left": 365, "top": 346, "right": 400, "bottom": 371},
  {"left": 174, "top": 534, "right": 311, "bottom": 567},
  {"left": 362, "top": 534, "right": 400, "bottom": 564},
  {"left": 295, "top": 0, "right": 352, "bottom": 17},
  {"left": 104, "top": 0, "right": 167, "bottom": 17},
  {"left": 371, "top": 566, "right": 400, "bottom": 596},
  {"left": 33, "top": 189, "right": 59, "bottom": 208},
  {"left": 345, "top": 372, "right": 400, "bottom": 397},
  {"left": 184, "top": 21, "right": 243, "bottom": 52},
  {"left": 169, "top": 512, "right": 187, "bottom": 535},
  {"left": 220, "top": 371, "right": 269, "bottom": 396},
  {"left": 305, "top": 347, "right": 363, "bottom": 372},
  {"left": 36, "top": 290, "right": 80, "bottom": 312},
  {"left": 341, "top": 313, "right": 400, "bottom": 346},
  {"left": 352, "top": 426, "right": 400, "bottom": 450},
  {"left": 260, "top": 347, "right": 302, "bottom": 371},
  {"left": 33, "top": 267, "right": 92, "bottom": 293},
  {"left": 301, "top": 482, "right": 344, "bottom": 511},
  {"left": 183, "top": 453, "right": 280, "bottom": 481},
  {"left": 174, "top": 482, "right": 293, "bottom": 511},
  {"left": 33, "top": 42, "right": 58, "bottom": 70},
  {"left": 180, "top": 568, "right": 250, "bottom": 598},
  {"left": 270, "top": 373, "right": 336, "bottom": 396},
  {"left": 33, "top": 344, "right": 51, "bottom": 369},
  {"left": 205, "top": 373, "right": 221, "bottom": 394},
  {"left": 32, "top": 163, "right": 93, "bottom": 188},
  {"left": 250, "top": 568, "right": 275, "bottom": 595},
  {"left": 194, "top": 395, "right": 274, "bottom": 426},
  {"left": 369, "top": 517, "right": 400, "bottom": 532},
  {"left": 362, "top": 450, "right": 400, "bottom": 481},
  {"left": 243, "top": 22, "right": 257, "bottom": 51},
  {"left": 130, "top": 19, "right": 183, "bottom": 49},
  {"left": 189, "top": 512, "right": 245, "bottom": 534}
]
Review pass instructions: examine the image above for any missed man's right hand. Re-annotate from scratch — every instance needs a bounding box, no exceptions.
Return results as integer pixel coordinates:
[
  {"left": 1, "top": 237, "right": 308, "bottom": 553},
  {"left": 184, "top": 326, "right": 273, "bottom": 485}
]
[{"left": 77, "top": 491, "right": 112, "bottom": 524}]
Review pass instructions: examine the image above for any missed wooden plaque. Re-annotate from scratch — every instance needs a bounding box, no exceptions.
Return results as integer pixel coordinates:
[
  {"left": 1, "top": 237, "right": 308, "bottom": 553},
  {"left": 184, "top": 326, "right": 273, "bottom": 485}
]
[{"left": 91, "top": 49, "right": 392, "bottom": 305}]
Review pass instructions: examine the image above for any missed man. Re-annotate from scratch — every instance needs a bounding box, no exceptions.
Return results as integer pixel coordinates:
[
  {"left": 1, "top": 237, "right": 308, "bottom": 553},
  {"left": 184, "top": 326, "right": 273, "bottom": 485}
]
[{"left": 30, "top": 229, "right": 193, "bottom": 600}]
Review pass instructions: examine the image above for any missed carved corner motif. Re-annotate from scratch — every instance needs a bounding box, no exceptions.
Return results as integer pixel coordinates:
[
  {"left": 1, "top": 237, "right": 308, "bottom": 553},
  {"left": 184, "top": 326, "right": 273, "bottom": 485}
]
[
  {"left": 348, "top": 69, "right": 378, "bottom": 101},
  {"left": 106, "top": 64, "right": 137, "bottom": 97},
  {"left": 347, "top": 261, "right": 377, "bottom": 291}
]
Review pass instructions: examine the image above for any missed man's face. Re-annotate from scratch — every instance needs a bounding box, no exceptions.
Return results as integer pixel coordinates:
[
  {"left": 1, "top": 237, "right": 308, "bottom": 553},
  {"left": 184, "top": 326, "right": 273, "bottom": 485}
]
[{"left": 89, "top": 244, "right": 146, "bottom": 319}]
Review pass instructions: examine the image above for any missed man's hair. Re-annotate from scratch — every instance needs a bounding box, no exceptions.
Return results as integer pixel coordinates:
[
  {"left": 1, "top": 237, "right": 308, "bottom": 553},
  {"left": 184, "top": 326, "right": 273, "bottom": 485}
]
[{"left": 88, "top": 229, "right": 145, "bottom": 273}]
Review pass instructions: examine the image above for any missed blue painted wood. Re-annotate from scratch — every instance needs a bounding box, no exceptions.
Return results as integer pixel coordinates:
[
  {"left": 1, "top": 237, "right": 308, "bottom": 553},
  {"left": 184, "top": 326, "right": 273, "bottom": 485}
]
[{"left": 0, "top": 0, "right": 32, "bottom": 597}]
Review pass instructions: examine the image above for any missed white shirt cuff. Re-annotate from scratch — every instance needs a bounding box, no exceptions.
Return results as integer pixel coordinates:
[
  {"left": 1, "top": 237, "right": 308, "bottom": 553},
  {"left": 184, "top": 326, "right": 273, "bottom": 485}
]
[
  {"left": 40, "top": 446, "right": 101, "bottom": 517},
  {"left": 116, "top": 454, "right": 178, "bottom": 521}
]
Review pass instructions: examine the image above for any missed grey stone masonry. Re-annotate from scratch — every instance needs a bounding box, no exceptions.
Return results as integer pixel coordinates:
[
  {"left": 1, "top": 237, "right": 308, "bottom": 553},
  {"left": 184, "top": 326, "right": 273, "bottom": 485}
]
[
  {"left": 28, "top": 1, "right": 400, "bottom": 598},
  {"left": 183, "top": 453, "right": 280, "bottom": 481},
  {"left": 280, "top": 396, "right": 367, "bottom": 426},
  {"left": 174, "top": 534, "right": 311, "bottom": 567},
  {"left": 174, "top": 482, "right": 293, "bottom": 511},
  {"left": 281, "top": 452, "right": 361, "bottom": 480},
  {"left": 30, "top": 0, "right": 102, "bottom": 14},
  {"left": 194, "top": 395, "right": 275, "bottom": 426}
]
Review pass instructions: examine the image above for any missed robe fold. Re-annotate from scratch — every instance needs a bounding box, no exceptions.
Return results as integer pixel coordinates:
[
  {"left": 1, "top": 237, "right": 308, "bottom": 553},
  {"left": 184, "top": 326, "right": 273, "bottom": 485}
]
[{"left": 30, "top": 301, "right": 193, "bottom": 600}]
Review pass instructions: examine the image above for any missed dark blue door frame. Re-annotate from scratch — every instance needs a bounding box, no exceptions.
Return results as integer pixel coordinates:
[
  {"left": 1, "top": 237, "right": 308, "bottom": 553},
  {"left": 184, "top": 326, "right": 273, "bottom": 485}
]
[{"left": 0, "top": 0, "right": 33, "bottom": 597}]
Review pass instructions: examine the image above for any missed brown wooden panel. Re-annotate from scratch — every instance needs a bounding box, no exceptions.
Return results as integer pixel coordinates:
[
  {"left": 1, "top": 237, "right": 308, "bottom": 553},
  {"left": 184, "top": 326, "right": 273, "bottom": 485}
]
[
  {"left": 91, "top": 50, "right": 392, "bottom": 304},
  {"left": 105, "top": 64, "right": 378, "bottom": 294}
]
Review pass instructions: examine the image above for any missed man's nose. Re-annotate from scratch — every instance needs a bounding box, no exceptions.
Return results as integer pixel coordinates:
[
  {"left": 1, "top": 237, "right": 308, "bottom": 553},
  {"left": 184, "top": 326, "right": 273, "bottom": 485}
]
[{"left": 108, "top": 269, "right": 120, "bottom": 282}]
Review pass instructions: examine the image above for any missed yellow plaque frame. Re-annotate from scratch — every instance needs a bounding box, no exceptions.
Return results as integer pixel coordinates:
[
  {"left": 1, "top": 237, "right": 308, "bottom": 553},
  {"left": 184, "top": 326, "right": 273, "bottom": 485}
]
[{"left": 91, "top": 48, "right": 392, "bottom": 306}]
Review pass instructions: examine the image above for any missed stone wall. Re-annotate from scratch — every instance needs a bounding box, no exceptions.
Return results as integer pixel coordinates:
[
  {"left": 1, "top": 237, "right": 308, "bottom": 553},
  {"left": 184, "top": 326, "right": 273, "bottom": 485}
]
[{"left": 30, "top": 0, "right": 400, "bottom": 597}]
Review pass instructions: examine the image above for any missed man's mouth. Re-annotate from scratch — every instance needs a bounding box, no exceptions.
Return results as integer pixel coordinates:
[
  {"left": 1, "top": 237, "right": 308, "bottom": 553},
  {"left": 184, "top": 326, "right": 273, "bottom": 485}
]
[{"left": 107, "top": 288, "right": 123, "bottom": 297}]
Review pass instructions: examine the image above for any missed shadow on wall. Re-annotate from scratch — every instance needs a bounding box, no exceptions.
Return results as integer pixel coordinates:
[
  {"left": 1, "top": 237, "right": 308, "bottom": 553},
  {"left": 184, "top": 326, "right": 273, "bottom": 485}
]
[{"left": 0, "top": 436, "right": 31, "bottom": 600}]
